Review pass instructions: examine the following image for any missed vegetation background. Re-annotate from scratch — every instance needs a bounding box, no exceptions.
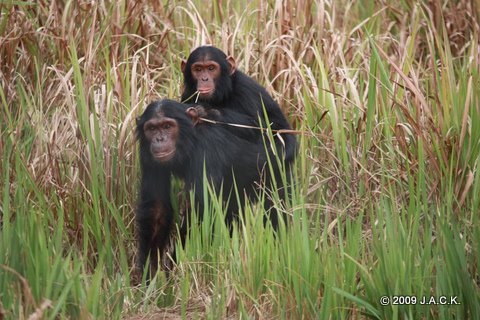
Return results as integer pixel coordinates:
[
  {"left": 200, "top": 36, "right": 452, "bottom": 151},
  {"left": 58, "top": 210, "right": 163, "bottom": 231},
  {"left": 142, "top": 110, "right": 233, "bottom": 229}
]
[{"left": 1, "top": 0, "right": 480, "bottom": 319}]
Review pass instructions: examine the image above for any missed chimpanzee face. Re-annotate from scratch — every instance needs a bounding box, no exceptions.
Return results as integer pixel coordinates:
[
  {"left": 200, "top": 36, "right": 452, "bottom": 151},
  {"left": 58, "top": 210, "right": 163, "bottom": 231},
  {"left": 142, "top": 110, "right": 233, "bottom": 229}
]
[
  {"left": 188, "top": 59, "right": 221, "bottom": 100},
  {"left": 142, "top": 111, "right": 179, "bottom": 163},
  {"left": 181, "top": 47, "right": 236, "bottom": 103},
  {"left": 138, "top": 100, "right": 202, "bottom": 165}
]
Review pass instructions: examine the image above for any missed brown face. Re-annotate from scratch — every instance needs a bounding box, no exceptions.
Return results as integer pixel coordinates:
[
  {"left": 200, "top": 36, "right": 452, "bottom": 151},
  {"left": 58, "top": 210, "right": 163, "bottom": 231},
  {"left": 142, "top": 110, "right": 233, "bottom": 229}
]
[
  {"left": 190, "top": 60, "right": 221, "bottom": 99},
  {"left": 143, "top": 113, "right": 179, "bottom": 162}
]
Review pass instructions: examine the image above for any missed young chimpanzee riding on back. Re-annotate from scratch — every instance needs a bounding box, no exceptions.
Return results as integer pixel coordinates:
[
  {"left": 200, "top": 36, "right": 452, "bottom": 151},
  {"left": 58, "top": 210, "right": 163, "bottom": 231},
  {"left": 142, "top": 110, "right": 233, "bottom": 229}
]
[
  {"left": 180, "top": 46, "right": 297, "bottom": 167},
  {"left": 136, "top": 99, "right": 270, "bottom": 276}
]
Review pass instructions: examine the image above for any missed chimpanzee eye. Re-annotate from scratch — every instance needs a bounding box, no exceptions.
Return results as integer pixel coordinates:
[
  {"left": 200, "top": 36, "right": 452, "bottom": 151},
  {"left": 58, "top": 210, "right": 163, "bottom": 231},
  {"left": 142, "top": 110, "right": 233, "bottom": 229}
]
[
  {"left": 164, "top": 124, "right": 171, "bottom": 129},
  {"left": 208, "top": 65, "right": 215, "bottom": 71}
]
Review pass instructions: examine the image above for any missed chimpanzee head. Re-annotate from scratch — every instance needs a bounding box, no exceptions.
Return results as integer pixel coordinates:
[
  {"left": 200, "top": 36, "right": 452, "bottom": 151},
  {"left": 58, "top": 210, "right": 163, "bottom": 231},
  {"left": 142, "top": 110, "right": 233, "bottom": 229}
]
[
  {"left": 137, "top": 100, "right": 196, "bottom": 166},
  {"left": 181, "top": 46, "right": 236, "bottom": 104}
]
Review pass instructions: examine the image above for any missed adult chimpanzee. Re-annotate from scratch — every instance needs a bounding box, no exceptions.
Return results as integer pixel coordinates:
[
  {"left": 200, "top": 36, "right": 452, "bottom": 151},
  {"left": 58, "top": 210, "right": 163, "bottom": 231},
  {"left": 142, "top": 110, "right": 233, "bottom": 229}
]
[
  {"left": 136, "top": 99, "right": 269, "bottom": 275},
  {"left": 180, "top": 46, "right": 297, "bottom": 166}
]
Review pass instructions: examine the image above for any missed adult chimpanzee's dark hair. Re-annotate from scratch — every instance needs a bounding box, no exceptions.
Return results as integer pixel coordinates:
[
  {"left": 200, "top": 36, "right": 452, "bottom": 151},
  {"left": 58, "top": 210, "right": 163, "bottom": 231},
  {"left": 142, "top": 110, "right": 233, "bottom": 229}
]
[{"left": 136, "top": 99, "right": 277, "bottom": 277}]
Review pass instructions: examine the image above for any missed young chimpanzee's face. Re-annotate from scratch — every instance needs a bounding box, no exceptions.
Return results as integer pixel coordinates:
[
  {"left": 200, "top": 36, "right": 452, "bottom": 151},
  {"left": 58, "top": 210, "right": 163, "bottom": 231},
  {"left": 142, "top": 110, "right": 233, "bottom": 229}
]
[
  {"left": 188, "top": 59, "right": 221, "bottom": 100},
  {"left": 181, "top": 46, "right": 236, "bottom": 104}
]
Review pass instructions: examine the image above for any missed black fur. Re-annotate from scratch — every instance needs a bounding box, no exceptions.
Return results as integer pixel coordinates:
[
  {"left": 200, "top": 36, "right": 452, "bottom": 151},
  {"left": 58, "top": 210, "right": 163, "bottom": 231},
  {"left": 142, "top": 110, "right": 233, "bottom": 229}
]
[
  {"left": 181, "top": 46, "right": 297, "bottom": 164},
  {"left": 136, "top": 99, "right": 269, "bottom": 275}
]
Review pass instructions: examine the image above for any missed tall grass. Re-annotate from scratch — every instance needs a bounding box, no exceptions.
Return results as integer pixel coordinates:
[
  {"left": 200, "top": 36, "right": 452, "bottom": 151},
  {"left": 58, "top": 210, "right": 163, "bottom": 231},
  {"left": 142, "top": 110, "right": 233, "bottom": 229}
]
[{"left": 1, "top": 0, "right": 479, "bottom": 318}]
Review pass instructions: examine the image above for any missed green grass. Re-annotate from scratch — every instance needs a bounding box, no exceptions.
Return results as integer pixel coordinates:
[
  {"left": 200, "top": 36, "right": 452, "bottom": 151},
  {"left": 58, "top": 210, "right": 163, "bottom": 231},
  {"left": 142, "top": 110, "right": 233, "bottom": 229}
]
[{"left": 1, "top": 0, "right": 480, "bottom": 318}]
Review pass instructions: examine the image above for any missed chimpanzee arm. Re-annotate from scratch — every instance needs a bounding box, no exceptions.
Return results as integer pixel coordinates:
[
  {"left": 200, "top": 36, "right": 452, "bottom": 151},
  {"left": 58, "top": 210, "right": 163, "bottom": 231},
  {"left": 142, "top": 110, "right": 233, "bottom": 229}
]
[{"left": 136, "top": 166, "right": 173, "bottom": 276}]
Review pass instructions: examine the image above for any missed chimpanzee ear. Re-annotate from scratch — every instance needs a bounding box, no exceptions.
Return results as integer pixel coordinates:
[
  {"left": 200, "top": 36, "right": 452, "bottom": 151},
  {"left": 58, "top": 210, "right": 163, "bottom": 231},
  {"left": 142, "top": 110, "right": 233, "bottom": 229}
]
[
  {"left": 186, "top": 106, "right": 201, "bottom": 125},
  {"left": 181, "top": 59, "right": 187, "bottom": 73},
  {"left": 186, "top": 106, "right": 198, "bottom": 120},
  {"left": 226, "top": 56, "right": 236, "bottom": 75}
]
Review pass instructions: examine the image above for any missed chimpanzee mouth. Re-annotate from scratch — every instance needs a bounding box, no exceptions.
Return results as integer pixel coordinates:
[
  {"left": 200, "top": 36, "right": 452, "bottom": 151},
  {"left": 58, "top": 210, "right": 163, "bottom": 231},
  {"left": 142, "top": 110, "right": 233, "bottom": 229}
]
[
  {"left": 197, "top": 89, "right": 213, "bottom": 95},
  {"left": 153, "top": 149, "right": 175, "bottom": 162},
  {"left": 195, "top": 90, "right": 213, "bottom": 103}
]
